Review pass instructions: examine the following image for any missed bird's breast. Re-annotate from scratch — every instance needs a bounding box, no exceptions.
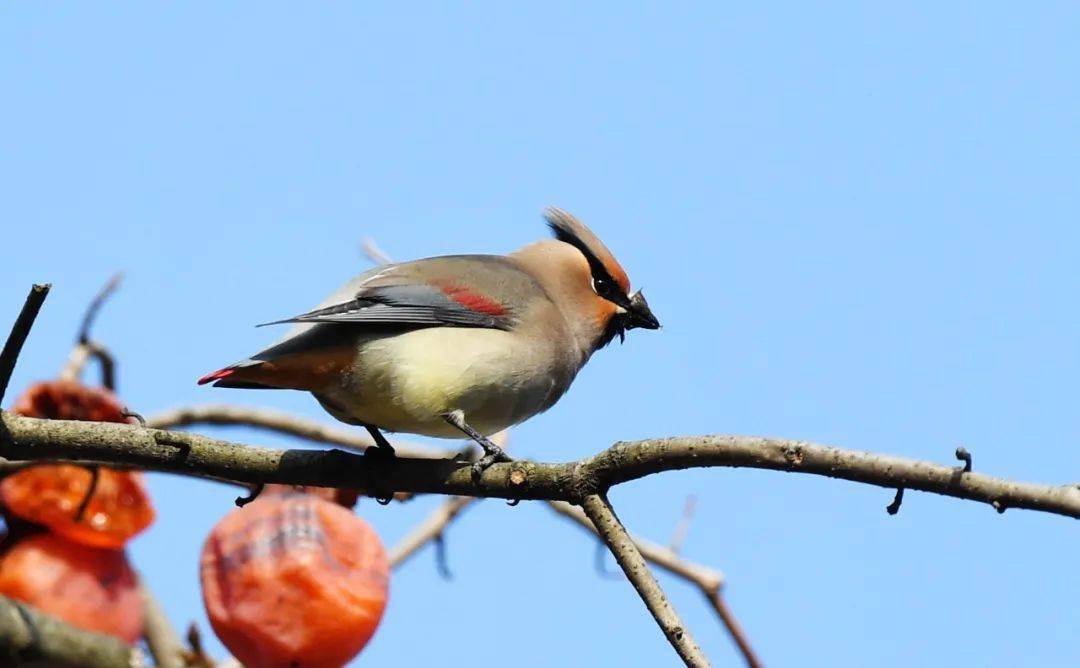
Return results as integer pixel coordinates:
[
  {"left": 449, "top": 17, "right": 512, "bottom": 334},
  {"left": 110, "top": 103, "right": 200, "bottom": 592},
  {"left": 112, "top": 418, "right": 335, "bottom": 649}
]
[{"left": 327, "top": 327, "right": 573, "bottom": 437}]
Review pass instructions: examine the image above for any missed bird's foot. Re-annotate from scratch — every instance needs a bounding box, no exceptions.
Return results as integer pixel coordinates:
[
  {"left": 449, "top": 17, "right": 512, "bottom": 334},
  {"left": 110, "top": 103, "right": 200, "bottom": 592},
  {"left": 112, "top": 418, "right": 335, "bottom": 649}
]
[
  {"left": 441, "top": 411, "right": 514, "bottom": 483},
  {"left": 363, "top": 444, "right": 396, "bottom": 462},
  {"left": 360, "top": 428, "right": 396, "bottom": 503},
  {"left": 470, "top": 443, "right": 513, "bottom": 483}
]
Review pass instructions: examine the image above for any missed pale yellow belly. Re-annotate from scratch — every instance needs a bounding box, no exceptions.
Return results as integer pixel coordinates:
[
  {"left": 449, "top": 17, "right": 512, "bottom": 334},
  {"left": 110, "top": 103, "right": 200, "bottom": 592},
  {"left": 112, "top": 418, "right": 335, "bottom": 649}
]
[{"left": 321, "top": 328, "right": 563, "bottom": 438}]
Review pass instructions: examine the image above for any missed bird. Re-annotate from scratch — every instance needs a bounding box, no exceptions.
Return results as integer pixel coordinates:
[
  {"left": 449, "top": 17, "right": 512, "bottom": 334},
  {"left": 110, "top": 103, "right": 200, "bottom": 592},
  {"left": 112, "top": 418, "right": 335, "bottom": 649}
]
[{"left": 198, "top": 207, "right": 660, "bottom": 475}]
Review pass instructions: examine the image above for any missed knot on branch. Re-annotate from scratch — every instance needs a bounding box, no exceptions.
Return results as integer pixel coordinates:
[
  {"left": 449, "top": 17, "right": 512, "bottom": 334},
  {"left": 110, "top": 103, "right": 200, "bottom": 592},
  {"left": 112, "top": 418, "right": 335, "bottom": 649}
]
[{"left": 782, "top": 444, "right": 805, "bottom": 466}]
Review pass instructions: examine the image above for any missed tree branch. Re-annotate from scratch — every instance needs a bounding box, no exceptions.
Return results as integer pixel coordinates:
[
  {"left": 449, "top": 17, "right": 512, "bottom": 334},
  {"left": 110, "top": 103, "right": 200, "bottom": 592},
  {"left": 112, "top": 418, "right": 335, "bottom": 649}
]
[
  {"left": 0, "top": 595, "right": 138, "bottom": 668},
  {"left": 581, "top": 493, "right": 708, "bottom": 667},
  {"left": 0, "top": 284, "right": 50, "bottom": 404},
  {"left": 388, "top": 496, "right": 477, "bottom": 569},
  {"left": 547, "top": 500, "right": 723, "bottom": 594},
  {"left": 707, "top": 591, "right": 761, "bottom": 668},
  {"left": 2, "top": 413, "right": 1077, "bottom": 518},
  {"left": 547, "top": 499, "right": 760, "bottom": 666},
  {"left": 139, "top": 581, "right": 184, "bottom": 668},
  {"left": 131, "top": 406, "right": 757, "bottom": 664}
]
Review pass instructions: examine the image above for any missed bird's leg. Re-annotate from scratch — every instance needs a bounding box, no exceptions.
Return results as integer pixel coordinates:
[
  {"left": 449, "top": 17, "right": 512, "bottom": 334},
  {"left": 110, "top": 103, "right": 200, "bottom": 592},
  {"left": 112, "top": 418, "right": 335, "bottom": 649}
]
[
  {"left": 363, "top": 424, "right": 396, "bottom": 457},
  {"left": 357, "top": 424, "right": 396, "bottom": 504},
  {"left": 441, "top": 410, "right": 512, "bottom": 481}
]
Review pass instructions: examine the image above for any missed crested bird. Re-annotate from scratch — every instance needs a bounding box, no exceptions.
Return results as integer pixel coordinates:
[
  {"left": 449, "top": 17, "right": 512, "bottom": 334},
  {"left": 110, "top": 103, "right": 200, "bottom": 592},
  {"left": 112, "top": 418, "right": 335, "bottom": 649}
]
[{"left": 198, "top": 207, "right": 660, "bottom": 475}]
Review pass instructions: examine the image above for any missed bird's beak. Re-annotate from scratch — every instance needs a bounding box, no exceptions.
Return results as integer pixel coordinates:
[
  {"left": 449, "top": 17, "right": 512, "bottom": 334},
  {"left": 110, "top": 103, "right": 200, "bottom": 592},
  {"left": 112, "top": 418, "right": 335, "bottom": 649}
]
[{"left": 625, "top": 290, "right": 660, "bottom": 330}]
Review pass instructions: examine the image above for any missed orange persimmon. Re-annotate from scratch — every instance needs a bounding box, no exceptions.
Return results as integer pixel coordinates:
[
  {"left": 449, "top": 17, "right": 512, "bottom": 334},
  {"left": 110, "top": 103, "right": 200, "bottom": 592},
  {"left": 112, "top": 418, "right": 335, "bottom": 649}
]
[
  {"left": 201, "top": 488, "right": 389, "bottom": 668},
  {"left": 0, "top": 532, "right": 142, "bottom": 643},
  {"left": 0, "top": 381, "right": 154, "bottom": 548}
]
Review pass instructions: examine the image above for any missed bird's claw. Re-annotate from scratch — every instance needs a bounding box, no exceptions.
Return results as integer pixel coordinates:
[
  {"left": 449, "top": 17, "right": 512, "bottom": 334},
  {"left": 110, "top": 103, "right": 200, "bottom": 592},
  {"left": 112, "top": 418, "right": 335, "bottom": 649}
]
[
  {"left": 363, "top": 445, "right": 397, "bottom": 503},
  {"left": 469, "top": 445, "right": 512, "bottom": 483},
  {"left": 364, "top": 444, "right": 396, "bottom": 463}
]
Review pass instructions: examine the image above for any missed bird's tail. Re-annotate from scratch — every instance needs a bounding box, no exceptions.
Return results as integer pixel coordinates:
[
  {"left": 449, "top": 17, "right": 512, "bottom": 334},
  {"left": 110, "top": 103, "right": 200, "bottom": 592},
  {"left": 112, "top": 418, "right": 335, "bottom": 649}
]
[
  {"left": 197, "top": 346, "right": 354, "bottom": 391},
  {"left": 197, "top": 360, "right": 279, "bottom": 389}
]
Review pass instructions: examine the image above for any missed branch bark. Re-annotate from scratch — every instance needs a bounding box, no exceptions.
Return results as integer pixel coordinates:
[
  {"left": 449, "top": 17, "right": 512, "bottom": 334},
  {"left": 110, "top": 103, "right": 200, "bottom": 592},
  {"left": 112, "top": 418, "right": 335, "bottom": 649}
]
[
  {"left": 0, "top": 595, "right": 139, "bottom": 668},
  {"left": 581, "top": 493, "right": 708, "bottom": 667},
  {"left": 2, "top": 412, "right": 1077, "bottom": 518}
]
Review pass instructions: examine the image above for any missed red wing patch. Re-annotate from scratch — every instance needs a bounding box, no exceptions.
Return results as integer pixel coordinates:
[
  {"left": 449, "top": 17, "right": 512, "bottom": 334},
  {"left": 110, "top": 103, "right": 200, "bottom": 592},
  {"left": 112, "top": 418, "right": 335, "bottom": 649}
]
[
  {"left": 197, "top": 368, "right": 235, "bottom": 386},
  {"left": 439, "top": 285, "right": 506, "bottom": 316}
]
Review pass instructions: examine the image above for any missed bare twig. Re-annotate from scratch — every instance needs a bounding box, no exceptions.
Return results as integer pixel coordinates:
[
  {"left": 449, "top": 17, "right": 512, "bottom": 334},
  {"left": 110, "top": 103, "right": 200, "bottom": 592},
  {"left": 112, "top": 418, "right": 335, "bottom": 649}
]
[
  {"left": 547, "top": 501, "right": 723, "bottom": 592},
  {"left": 548, "top": 499, "right": 762, "bottom": 665},
  {"left": 0, "top": 284, "right": 50, "bottom": 404},
  {"left": 59, "top": 340, "right": 118, "bottom": 391},
  {"left": 669, "top": 494, "right": 698, "bottom": 554},
  {"left": 77, "top": 273, "right": 123, "bottom": 346},
  {"left": 707, "top": 591, "right": 762, "bottom": 668},
  {"left": 74, "top": 466, "right": 101, "bottom": 522},
  {"left": 388, "top": 496, "right": 477, "bottom": 569},
  {"left": 581, "top": 493, "right": 709, "bottom": 667},
  {"left": 59, "top": 274, "right": 123, "bottom": 390},
  {"left": 140, "top": 580, "right": 185, "bottom": 668},
  {"left": 388, "top": 431, "right": 509, "bottom": 569},
  {"left": 0, "top": 594, "right": 139, "bottom": 667}
]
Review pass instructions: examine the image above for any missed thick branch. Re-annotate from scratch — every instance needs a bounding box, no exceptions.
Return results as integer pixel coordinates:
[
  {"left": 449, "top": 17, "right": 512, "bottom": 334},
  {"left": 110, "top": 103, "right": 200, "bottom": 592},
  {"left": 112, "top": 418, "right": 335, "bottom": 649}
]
[
  {"left": 0, "top": 595, "right": 137, "bottom": 668},
  {"left": 581, "top": 493, "right": 708, "bottom": 667},
  {"left": 2, "top": 413, "right": 1077, "bottom": 518}
]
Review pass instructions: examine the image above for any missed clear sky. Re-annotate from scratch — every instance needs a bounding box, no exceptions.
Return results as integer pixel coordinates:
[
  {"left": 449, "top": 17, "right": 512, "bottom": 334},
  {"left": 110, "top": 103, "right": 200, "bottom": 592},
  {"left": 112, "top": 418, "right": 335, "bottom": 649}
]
[{"left": 2, "top": 3, "right": 1078, "bottom": 666}]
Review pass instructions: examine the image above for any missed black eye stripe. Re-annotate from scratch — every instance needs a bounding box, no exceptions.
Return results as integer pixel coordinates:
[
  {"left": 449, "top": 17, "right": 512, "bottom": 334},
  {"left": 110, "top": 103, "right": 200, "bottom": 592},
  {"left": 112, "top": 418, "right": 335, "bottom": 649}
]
[
  {"left": 592, "top": 275, "right": 630, "bottom": 307},
  {"left": 550, "top": 222, "right": 629, "bottom": 307}
]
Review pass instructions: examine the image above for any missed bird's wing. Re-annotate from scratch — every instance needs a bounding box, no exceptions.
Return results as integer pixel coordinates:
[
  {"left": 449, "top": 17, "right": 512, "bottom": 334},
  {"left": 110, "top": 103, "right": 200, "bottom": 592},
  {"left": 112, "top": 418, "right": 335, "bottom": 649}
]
[{"left": 259, "top": 255, "right": 545, "bottom": 332}]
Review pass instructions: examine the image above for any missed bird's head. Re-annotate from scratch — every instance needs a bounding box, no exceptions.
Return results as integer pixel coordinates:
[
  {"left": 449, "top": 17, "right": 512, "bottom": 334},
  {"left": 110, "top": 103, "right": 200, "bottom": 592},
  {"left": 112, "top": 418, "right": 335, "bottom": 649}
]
[{"left": 542, "top": 207, "right": 660, "bottom": 349}]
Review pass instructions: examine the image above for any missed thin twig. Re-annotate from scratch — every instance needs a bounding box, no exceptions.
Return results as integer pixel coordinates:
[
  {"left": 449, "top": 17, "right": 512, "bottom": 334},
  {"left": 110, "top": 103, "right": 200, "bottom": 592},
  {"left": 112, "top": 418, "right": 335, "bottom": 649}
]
[
  {"left": 581, "top": 493, "right": 709, "bottom": 667},
  {"left": 140, "top": 579, "right": 185, "bottom": 668},
  {"left": 547, "top": 501, "right": 724, "bottom": 592},
  {"left": 77, "top": 273, "right": 123, "bottom": 345},
  {"left": 388, "top": 496, "right": 477, "bottom": 569},
  {"left": 59, "top": 274, "right": 123, "bottom": 389},
  {"left": 549, "top": 500, "right": 762, "bottom": 665},
  {"left": 74, "top": 466, "right": 101, "bottom": 522},
  {"left": 706, "top": 590, "right": 762, "bottom": 668},
  {"left": 669, "top": 494, "right": 698, "bottom": 554},
  {"left": 0, "top": 284, "right": 50, "bottom": 405},
  {"left": 59, "top": 340, "right": 117, "bottom": 391},
  {"left": 388, "top": 432, "right": 509, "bottom": 569}
]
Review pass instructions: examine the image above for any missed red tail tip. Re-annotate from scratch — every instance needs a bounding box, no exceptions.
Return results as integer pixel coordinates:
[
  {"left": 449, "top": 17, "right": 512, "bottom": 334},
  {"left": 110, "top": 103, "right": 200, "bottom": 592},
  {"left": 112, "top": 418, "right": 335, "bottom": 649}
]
[{"left": 197, "top": 368, "right": 235, "bottom": 386}]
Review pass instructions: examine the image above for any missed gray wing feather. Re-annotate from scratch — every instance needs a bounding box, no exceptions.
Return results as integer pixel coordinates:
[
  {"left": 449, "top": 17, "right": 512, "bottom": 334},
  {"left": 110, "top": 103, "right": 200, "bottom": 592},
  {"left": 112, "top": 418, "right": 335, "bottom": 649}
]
[{"left": 258, "top": 261, "right": 518, "bottom": 331}]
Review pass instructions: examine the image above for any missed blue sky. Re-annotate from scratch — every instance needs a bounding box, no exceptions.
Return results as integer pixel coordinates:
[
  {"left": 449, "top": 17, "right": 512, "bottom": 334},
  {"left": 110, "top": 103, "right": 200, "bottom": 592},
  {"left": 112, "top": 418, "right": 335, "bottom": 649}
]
[{"left": 2, "top": 3, "right": 1078, "bottom": 666}]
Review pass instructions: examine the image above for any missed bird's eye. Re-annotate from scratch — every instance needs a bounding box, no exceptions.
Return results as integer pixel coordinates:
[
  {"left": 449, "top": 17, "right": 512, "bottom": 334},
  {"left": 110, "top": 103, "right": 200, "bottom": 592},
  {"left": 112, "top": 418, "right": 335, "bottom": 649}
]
[{"left": 590, "top": 275, "right": 612, "bottom": 295}]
